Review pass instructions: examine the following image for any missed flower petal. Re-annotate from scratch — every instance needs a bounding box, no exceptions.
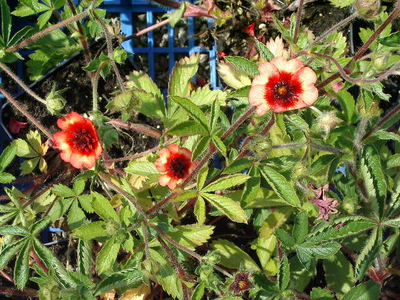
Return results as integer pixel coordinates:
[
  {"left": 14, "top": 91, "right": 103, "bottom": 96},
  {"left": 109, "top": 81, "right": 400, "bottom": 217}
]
[
  {"left": 258, "top": 62, "right": 279, "bottom": 78},
  {"left": 294, "top": 66, "right": 317, "bottom": 88},
  {"left": 249, "top": 85, "right": 267, "bottom": 107},
  {"left": 159, "top": 174, "right": 171, "bottom": 187},
  {"left": 154, "top": 158, "right": 168, "bottom": 173},
  {"left": 180, "top": 147, "right": 192, "bottom": 160},
  {"left": 167, "top": 178, "right": 178, "bottom": 190},
  {"left": 256, "top": 103, "right": 271, "bottom": 116},
  {"left": 57, "top": 111, "right": 84, "bottom": 131},
  {"left": 168, "top": 144, "right": 180, "bottom": 154},
  {"left": 298, "top": 87, "right": 319, "bottom": 105},
  {"left": 271, "top": 57, "right": 303, "bottom": 74}
]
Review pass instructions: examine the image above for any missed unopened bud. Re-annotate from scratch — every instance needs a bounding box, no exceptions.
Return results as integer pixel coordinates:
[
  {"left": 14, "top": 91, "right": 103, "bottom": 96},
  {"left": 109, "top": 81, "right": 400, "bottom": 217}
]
[
  {"left": 46, "top": 86, "right": 67, "bottom": 115},
  {"left": 372, "top": 53, "right": 387, "bottom": 70},
  {"left": 354, "top": 0, "right": 381, "bottom": 19},
  {"left": 316, "top": 111, "right": 342, "bottom": 136}
]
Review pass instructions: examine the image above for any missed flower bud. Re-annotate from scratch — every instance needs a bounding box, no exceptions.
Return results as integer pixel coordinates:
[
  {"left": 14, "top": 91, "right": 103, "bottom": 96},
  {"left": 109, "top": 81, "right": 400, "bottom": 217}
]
[
  {"left": 316, "top": 111, "right": 342, "bottom": 136},
  {"left": 354, "top": 0, "right": 381, "bottom": 19},
  {"left": 46, "top": 86, "right": 67, "bottom": 115},
  {"left": 372, "top": 53, "right": 387, "bottom": 70}
]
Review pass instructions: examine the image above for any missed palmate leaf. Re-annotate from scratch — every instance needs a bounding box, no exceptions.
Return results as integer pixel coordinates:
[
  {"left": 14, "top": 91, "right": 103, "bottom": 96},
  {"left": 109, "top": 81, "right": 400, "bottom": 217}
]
[
  {"left": 94, "top": 268, "right": 143, "bottom": 296},
  {"left": 96, "top": 236, "right": 120, "bottom": 275},
  {"left": 14, "top": 239, "right": 32, "bottom": 290},
  {"left": 210, "top": 239, "right": 260, "bottom": 271},
  {"left": 77, "top": 239, "right": 92, "bottom": 276},
  {"left": 170, "top": 96, "right": 209, "bottom": 133},
  {"left": 355, "top": 226, "right": 382, "bottom": 280},
  {"left": 200, "top": 192, "right": 248, "bottom": 223},
  {"left": 360, "top": 145, "right": 387, "bottom": 220},
  {"left": 168, "top": 53, "right": 199, "bottom": 99},
  {"left": 201, "top": 174, "right": 249, "bottom": 192},
  {"left": 0, "top": 0, "right": 11, "bottom": 44},
  {"left": 342, "top": 281, "right": 380, "bottom": 300},
  {"left": 72, "top": 221, "right": 109, "bottom": 240},
  {"left": 167, "top": 225, "right": 214, "bottom": 249},
  {"left": 91, "top": 192, "right": 119, "bottom": 222},
  {"left": 0, "top": 225, "right": 29, "bottom": 236},
  {"left": 0, "top": 237, "right": 28, "bottom": 269}
]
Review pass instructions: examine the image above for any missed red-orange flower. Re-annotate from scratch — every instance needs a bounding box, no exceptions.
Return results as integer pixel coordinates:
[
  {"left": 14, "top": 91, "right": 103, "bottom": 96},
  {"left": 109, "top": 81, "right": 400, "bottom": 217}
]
[
  {"left": 154, "top": 144, "right": 196, "bottom": 190},
  {"left": 249, "top": 57, "right": 318, "bottom": 115},
  {"left": 53, "top": 112, "right": 102, "bottom": 169}
]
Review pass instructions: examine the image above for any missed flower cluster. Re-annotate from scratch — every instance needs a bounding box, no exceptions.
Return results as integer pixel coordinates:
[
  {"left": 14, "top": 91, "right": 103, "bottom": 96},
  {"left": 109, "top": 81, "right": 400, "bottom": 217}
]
[
  {"left": 53, "top": 112, "right": 102, "bottom": 169},
  {"left": 154, "top": 144, "right": 196, "bottom": 190},
  {"left": 249, "top": 57, "right": 318, "bottom": 115}
]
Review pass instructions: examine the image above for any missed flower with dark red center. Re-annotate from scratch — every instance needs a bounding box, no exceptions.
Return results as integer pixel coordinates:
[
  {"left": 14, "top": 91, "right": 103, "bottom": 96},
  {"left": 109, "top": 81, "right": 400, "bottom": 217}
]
[
  {"left": 249, "top": 57, "right": 318, "bottom": 115},
  {"left": 53, "top": 112, "right": 102, "bottom": 169},
  {"left": 154, "top": 144, "right": 196, "bottom": 190},
  {"left": 231, "top": 272, "right": 251, "bottom": 295}
]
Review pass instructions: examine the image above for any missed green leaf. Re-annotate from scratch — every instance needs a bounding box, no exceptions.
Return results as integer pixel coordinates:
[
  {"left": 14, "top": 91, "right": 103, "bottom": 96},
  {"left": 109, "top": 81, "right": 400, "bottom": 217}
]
[
  {"left": 20, "top": 157, "right": 40, "bottom": 175},
  {"left": 222, "top": 158, "right": 252, "bottom": 174},
  {"left": 212, "top": 135, "right": 227, "bottom": 157},
  {"left": 337, "top": 90, "right": 355, "bottom": 124},
  {"left": 0, "top": 172, "right": 15, "bottom": 183},
  {"left": 256, "top": 40, "right": 274, "bottom": 61},
  {"left": 14, "top": 239, "right": 31, "bottom": 290},
  {"left": 72, "top": 221, "right": 109, "bottom": 240},
  {"left": 293, "top": 211, "right": 308, "bottom": 244},
  {"left": 259, "top": 206, "right": 292, "bottom": 240},
  {"left": 285, "top": 114, "right": 309, "bottom": 132},
  {"left": 296, "top": 242, "right": 341, "bottom": 259},
  {"left": 383, "top": 218, "right": 400, "bottom": 227},
  {"left": 323, "top": 251, "right": 355, "bottom": 297},
  {"left": 329, "top": 0, "right": 353, "bottom": 8},
  {"left": 125, "top": 160, "right": 161, "bottom": 176},
  {"left": 167, "top": 225, "right": 214, "bottom": 249},
  {"left": 209, "top": 100, "right": 220, "bottom": 131},
  {"left": 0, "top": 212, "right": 18, "bottom": 226},
  {"left": 0, "top": 238, "right": 28, "bottom": 269},
  {"left": 380, "top": 31, "right": 400, "bottom": 47},
  {"left": 170, "top": 96, "right": 209, "bottom": 133},
  {"left": 278, "top": 254, "right": 290, "bottom": 291},
  {"left": 360, "top": 145, "right": 387, "bottom": 219},
  {"left": 168, "top": 54, "right": 199, "bottom": 98},
  {"left": 0, "top": 144, "right": 16, "bottom": 172},
  {"left": 1, "top": 0, "right": 11, "bottom": 44},
  {"left": 197, "top": 166, "right": 208, "bottom": 191},
  {"left": 192, "top": 136, "right": 211, "bottom": 160},
  {"left": 94, "top": 269, "right": 143, "bottom": 296},
  {"left": 342, "top": 281, "right": 380, "bottom": 300},
  {"left": 73, "top": 180, "right": 85, "bottom": 195},
  {"left": 96, "top": 237, "right": 120, "bottom": 275},
  {"left": 37, "top": 10, "right": 52, "bottom": 29},
  {"left": 202, "top": 174, "right": 249, "bottom": 192},
  {"left": 224, "top": 56, "right": 259, "bottom": 77},
  {"left": 310, "top": 288, "right": 335, "bottom": 300},
  {"left": 168, "top": 2, "right": 185, "bottom": 27},
  {"left": 307, "top": 216, "right": 376, "bottom": 243},
  {"left": 370, "top": 130, "right": 400, "bottom": 143},
  {"left": 52, "top": 184, "right": 75, "bottom": 198},
  {"left": 387, "top": 153, "right": 400, "bottom": 169},
  {"left": 68, "top": 200, "right": 86, "bottom": 230},
  {"left": 192, "top": 283, "right": 205, "bottom": 300},
  {"left": 355, "top": 226, "right": 382, "bottom": 280},
  {"left": 0, "top": 225, "right": 29, "bottom": 236},
  {"left": 31, "top": 216, "right": 52, "bottom": 235},
  {"left": 259, "top": 166, "right": 301, "bottom": 207},
  {"left": 33, "top": 238, "right": 76, "bottom": 288},
  {"left": 201, "top": 192, "right": 248, "bottom": 223},
  {"left": 241, "top": 172, "right": 261, "bottom": 207},
  {"left": 168, "top": 120, "right": 210, "bottom": 136},
  {"left": 77, "top": 239, "right": 92, "bottom": 276},
  {"left": 276, "top": 228, "right": 295, "bottom": 247},
  {"left": 194, "top": 196, "right": 206, "bottom": 225},
  {"left": 256, "top": 235, "right": 276, "bottom": 274},
  {"left": 189, "top": 86, "right": 227, "bottom": 106},
  {"left": 210, "top": 239, "right": 260, "bottom": 271},
  {"left": 92, "top": 192, "right": 119, "bottom": 222}
]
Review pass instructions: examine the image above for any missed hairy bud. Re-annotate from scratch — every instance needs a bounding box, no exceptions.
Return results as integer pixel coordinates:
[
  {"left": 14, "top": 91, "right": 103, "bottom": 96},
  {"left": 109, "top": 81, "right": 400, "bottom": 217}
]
[
  {"left": 372, "top": 53, "right": 387, "bottom": 70},
  {"left": 46, "top": 86, "right": 67, "bottom": 115},
  {"left": 354, "top": 0, "right": 381, "bottom": 19}
]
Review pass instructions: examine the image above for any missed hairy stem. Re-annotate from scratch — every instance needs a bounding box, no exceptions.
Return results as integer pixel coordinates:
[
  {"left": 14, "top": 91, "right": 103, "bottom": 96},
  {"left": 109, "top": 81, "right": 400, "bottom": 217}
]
[
  {"left": 6, "top": 10, "right": 89, "bottom": 53},
  {"left": 310, "top": 141, "right": 349, "bottom": 155},
  {"left": 91, "top": 61, "right": 108, "bottom": 111},
  {"left": 0, "top": 62, "right": 46, "bottom": 105},
  {"left": 293, "top": 0, "right": 305, "bottom": 44},
  {"left": 124, "top": 19, "right": 170, "bottom": 42},
  {"left": 0, "top": 88, "right": 53, "bottom": 140},
  {"left": 108, "top": 119, "right": 162, "bottom": 139}
]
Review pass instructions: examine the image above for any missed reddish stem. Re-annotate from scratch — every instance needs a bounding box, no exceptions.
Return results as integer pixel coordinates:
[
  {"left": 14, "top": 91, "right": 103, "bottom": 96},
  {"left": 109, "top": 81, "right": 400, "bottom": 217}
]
[
  {"left": 108, "top": 119, "right": 162, "bottom": 139},
  {"left": 31, "top": 249, "right": 49, "bottom": 274}
]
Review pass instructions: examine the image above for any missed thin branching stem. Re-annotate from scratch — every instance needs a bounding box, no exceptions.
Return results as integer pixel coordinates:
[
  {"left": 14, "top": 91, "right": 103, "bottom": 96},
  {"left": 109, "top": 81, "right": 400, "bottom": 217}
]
[
  {"left": 108, "top": 119, "right": 162, "bottom": 139},
  {"left": 293, "top": 0, "right": 304, "bottom": 44},
  {"left": 310, "top": 141, "right": 349, "bottom": 155},
  {"left": 0, "top": 88, "right": 53, "bottom": 140},
  {"left": 0, "top": 62, "right": 46, "bottom": 105}
]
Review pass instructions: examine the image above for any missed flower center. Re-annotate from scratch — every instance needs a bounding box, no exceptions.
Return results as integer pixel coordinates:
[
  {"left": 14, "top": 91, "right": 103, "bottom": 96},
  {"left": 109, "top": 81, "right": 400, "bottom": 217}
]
[
  {"left": 274, "top": 82, "right": 291, "bottom": 99},
  {"left": 167, "top": 155, "right": 190, "bottom": 179},
  {"left": 70, "top": 128, "right": 97, "bottom": 154}
]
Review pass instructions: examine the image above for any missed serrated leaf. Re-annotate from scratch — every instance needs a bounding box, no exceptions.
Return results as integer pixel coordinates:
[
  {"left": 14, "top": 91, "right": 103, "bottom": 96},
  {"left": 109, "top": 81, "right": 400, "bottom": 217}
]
[
  {"left": 0, "top": 212, "right": 17, "bottom": 226},
  {"left": 96, "top": 237, "right": 120, "bottom": 275},
  {"left": 201, "top": 192, "right": 248, "bottom": 223},
  {"left": 125, "top": 161, "right": 161, "bottom": 176},
  {"left": 194, "top": 196, "right": 206, "bottom": 225},
  {"left": 37, "top": 10, "right": 52, "bottom": 29},
  {"left": 256, "top": 40, "right": 274, "bottom": 61},
  {"left": 197, "top": 166, "right": 208, "bottom": 191},
  {"left": 31, "top": 216, "right": 52, "bottom": 235},
  {"left": 384, "top": 217, "right": 400, "bottom": 227},
  {"left": 387, "top": 153, "right": 400, "bottom": 169},
  {"left": 224, "top": 56, "right": 259, "bottom": 77},
  {"left": 77, "top": 239, "right": 92, "bottom": 276},
  {"left": 370, "top": 130, "right": 400, "bottom": 143},
  {"left": 14, "top": 239, "right": 31, "bottom": 290},
  {"left": 192, "top": 283, "right": 205, "bottom": 300},
  {"left": 256, "top": 235, "right": 276, "bottom": 274},
  {"left": 92, "top": 192, "right": 119, "bottom": 222},
  {"left": 241, "top": 173, "right": 261, "bottom": 207},
  {"left": 1, "top": 0, "right": 11, "bottom": 44},
  {"left": 360, "top": 145, "right": 387, "bottom": 219},
  {"left": 33, "top": 238, "right": 76, "bottom": 288},
  {"left": 355, "top": 226, "right": 382, "bottom": 280},
  {"left": 52, "top": 184, "right": 75, "bottom": 198},
  {"left": 189, "top": 86, "right": 227, "bottom": 106},
  {"left": 170, "top": 96, "right": 209, "bottom": 133},
  {"left": 168, "top": 2, "right": 185, "bottom": 27},
  {"left": 209, "top": 100, "right": 220, "bottom": 131},
  {"left": 342, "top": 281, "right": 380, "bottom": 300},
  {"left": 95, "top": 269, "right": 143, "bottom": 296},
  {"left": 223, "top": 158, "right": 252, "bottom": 174},
  {"left": 337, "top": 90, "right": 355, "bottom": 124},
  {"left": 202, "top": 174, "right": 249, "bottom": 192},
  {"left": 0, "top": 225, "right": 29, "bottom": 236},
  {"left": 286, "top": 114, "right": 309, "bottom": 132},
  {"left": 0, "top": 237, "right": 28, "bottom": 269},
  {"left": 380, "top": 31, "right": 400, "bottom": 47},
  {"left": 276, "top": 229, "right": 295, "bottom": 247},
  {"left": 0, "top": 172, "right": 15, "bottom": 183},
  {"left": 20, "top": 157, "right": 40, "bottom": 175},
  {"left": 168, "top": 120, "right": 210, "bottom": 136},
  {"left": 72, "top": 221, "right": 109, "bottom": 240},
  {"left": 259, "top": 166, "right": 301, "bottom": 207},
  {"left": 323, "top": 251, "right": 355, "bottom": 297},
  {"left": 0, "top": 144, "right": 16, "bottom": 172},
  {"left": 310, "top": 287, "right": 335, "bottom": 300},
  {"left": 192, "top": 136, "right": 211, "bottom": 160},
  {"left": 211, "top": 239, "right": 260, "bottom": 271},
  {"left": 260, "top": 206, "right": 292, "bottom": 240},
  {"left": 168, "top": 54, "right": 199, "bottom": 98},
  {"left": 73, "top": 180, "right": 85, "bottom": 195},
  {"left": 212, "top": 136, "right": 227, "bottom": 157},
  {"left": 278, "top": 254, "right": 290, "bottom": 291},
  {"left": 307, "top": 216, "right": 376, "bottom": 243},
  {"left": 293, "top": 211, "right": 308, "bottom": 244},
  {"left": 297, "top": 242, "right": 341, "bottom": 259},
  {"left": 68, "top": 200, "right": 86, "bottom": 230},
  {"left": 167, "top": 225, "right": 214, "bottom": 249}
]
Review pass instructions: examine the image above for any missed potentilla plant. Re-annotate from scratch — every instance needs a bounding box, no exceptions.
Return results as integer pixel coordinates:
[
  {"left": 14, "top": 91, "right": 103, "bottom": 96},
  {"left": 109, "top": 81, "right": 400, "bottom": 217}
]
[{"left": 0, "top": 0, "right": 400, "bottom": 299}]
